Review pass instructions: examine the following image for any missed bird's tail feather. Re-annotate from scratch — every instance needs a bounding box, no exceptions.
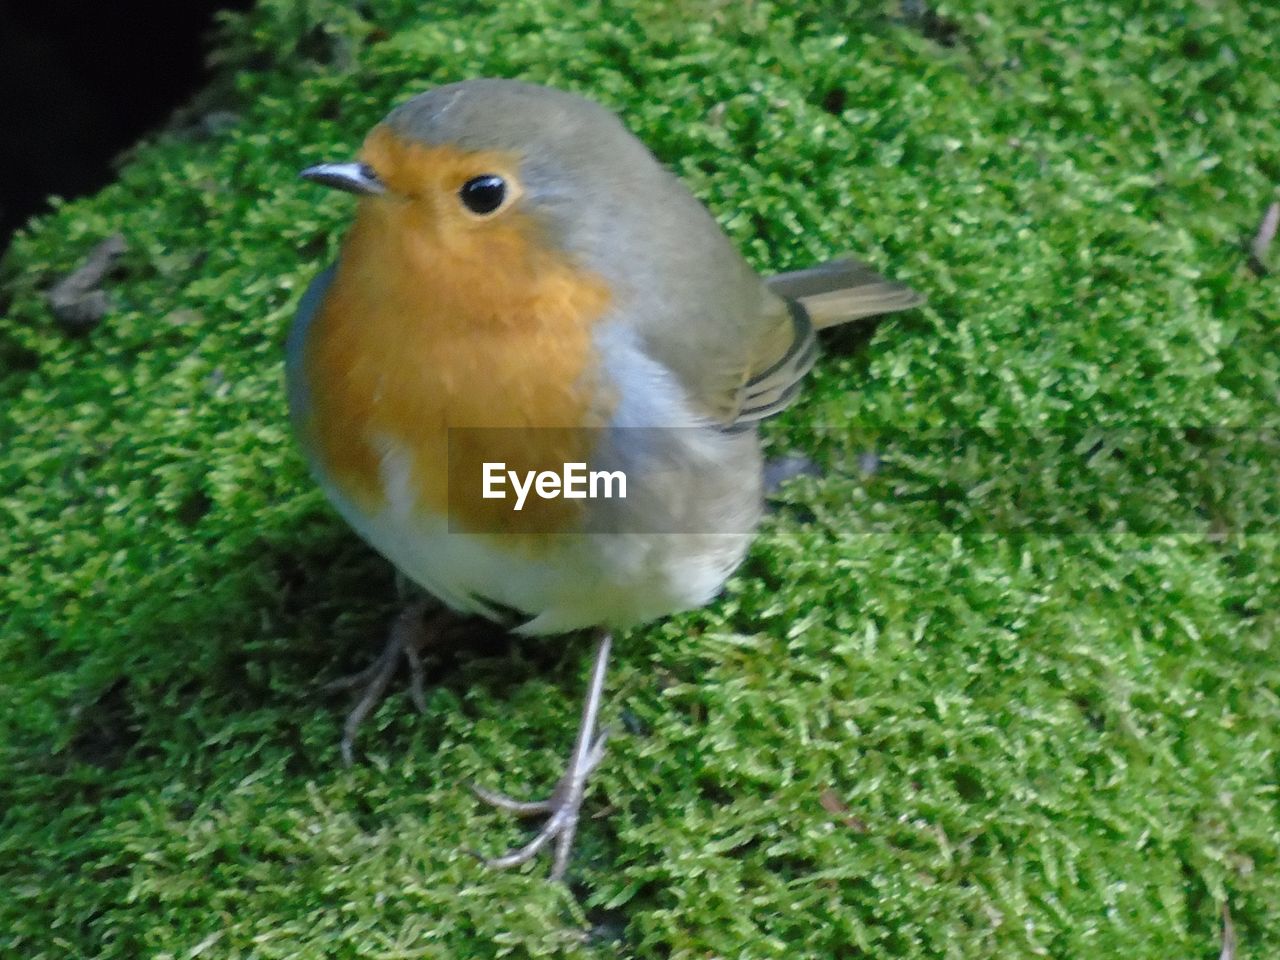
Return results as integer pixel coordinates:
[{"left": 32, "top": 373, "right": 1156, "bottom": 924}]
[{"left": 766, "top": 257, "right": 923, "bottom": 330}]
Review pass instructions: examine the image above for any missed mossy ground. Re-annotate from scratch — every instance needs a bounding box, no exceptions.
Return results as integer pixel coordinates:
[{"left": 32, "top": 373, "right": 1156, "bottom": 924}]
[{"left": 1, "top": 1, "right": 1277, "bottom": 957}]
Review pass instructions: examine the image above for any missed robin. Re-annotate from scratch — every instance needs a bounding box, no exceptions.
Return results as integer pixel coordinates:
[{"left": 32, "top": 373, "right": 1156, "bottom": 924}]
[{"left": 288, "top": 78, "right": 922, "bottom": 880}]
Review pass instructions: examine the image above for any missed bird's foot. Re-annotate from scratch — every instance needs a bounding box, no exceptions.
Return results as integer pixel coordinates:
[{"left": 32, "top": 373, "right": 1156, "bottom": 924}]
[
  {"left": 324, "top": 599, "right": 445, "bottom": 766},
  {"left": 472, "top": 726, "right": 610, "bottom": 880},
  {"left": 471, "top": 632, "right": 614, "bottom": 881}
]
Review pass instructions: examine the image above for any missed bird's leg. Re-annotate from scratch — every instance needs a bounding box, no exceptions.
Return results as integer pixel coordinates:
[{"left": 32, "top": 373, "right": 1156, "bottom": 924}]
[
  {"left": 472, "top": 631, "right": 613, "bottom": 881},
  {"left": 324, "top": 599, "right": 446, "bottom": 766}
]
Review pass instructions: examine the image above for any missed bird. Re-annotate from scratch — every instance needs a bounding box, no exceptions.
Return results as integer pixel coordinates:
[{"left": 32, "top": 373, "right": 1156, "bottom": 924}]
[{"left": 288, "top": 78, "right": 922, "bottom": 880}]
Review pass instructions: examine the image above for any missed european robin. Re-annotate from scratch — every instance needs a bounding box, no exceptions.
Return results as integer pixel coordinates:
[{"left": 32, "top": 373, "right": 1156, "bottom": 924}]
[{"left": 289, "top": 78, "right": 922, "bottom": 879}]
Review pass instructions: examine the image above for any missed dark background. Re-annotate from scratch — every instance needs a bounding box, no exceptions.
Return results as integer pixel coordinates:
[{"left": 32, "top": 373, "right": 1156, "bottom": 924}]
[{"left": 0, "top": 0, "right": 254, "bottom": 252}]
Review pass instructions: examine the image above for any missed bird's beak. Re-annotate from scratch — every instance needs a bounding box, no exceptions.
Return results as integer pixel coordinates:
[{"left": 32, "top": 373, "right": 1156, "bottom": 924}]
[{"left": 299, "top": 161, "right": 385, "bottom": 195}]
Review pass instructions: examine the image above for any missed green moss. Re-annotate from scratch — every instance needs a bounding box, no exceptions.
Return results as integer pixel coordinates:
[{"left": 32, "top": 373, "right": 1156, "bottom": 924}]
[{"left": 2, "top": 0, "right": 1277, "bottom": 956}]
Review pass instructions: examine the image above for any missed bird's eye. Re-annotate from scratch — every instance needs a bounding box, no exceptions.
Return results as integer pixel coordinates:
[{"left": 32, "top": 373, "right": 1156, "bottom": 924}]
[{"left": 459, "top": 175, "right": 507, "bottom": 215}]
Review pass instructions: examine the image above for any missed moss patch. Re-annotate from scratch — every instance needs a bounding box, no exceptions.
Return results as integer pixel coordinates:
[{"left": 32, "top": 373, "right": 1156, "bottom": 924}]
[{"left": 2, "top": 0, "right": 1277, "bottom": 956}]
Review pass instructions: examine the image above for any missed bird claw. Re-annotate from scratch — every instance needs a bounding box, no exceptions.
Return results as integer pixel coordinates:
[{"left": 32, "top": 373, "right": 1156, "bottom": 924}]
[
  {"left": 471, "top": 635, "right": 614, "bottom": 881},
  {"left": 324, "top": 600, "right": 439, "bottom": 766},
  {"left": 470, "top": 783, "right": 555, "bottom": 816},
  {"left": 473, "top": 730, "right": 611, "bottom": 880}
]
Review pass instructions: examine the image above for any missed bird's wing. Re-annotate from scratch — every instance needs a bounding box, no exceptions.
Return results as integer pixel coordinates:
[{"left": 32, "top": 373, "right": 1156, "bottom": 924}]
[{"left": 709, "top": 257, "right": 923, "bottom": 429}]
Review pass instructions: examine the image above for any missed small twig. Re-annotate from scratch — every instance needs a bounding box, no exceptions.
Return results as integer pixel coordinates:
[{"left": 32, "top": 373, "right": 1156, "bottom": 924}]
[
  {"left": 1220, "top": 901, "right": 1236, "bottom": 960},
  {"left": 1247, "top": 201, "right": 1278, "bottom": 276},
  {"left": 46, "top": 234, "right": 128, "bottom": 334}
]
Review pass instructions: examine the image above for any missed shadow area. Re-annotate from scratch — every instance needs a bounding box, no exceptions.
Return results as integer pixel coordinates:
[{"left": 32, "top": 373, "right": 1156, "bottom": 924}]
[{"left": 24, "top": 513, "right": 599, "bottom": 802}]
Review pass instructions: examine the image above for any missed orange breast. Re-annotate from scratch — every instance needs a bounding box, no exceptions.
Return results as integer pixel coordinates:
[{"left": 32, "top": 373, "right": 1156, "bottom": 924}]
[{"left": 300, "top": 133, "right": 614, "bottom": 535}]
